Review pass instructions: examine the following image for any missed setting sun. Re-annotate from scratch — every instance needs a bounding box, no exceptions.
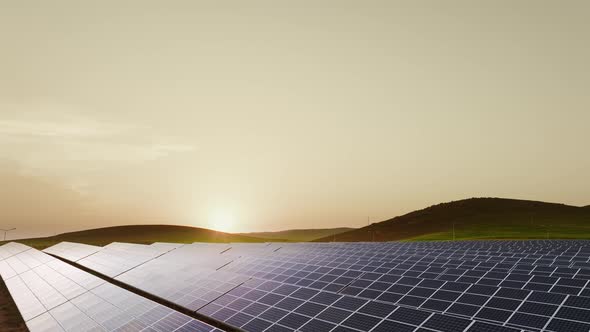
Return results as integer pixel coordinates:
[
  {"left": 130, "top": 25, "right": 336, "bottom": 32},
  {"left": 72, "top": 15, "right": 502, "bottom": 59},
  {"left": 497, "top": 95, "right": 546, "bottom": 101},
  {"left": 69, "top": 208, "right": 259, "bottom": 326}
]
[{"left": 207, "top": 210, "right": 236, "bottom": 233}]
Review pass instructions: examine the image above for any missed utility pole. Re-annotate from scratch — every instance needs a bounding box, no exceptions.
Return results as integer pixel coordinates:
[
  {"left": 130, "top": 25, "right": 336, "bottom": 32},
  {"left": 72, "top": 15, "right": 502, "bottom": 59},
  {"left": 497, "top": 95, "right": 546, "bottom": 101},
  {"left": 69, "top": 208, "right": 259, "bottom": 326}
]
[
  {"left": 452, "top": 222, "right": 455, "bottom": 241},
  {"left": 1, "top": 228, "right": 16, "bottom": 241}
]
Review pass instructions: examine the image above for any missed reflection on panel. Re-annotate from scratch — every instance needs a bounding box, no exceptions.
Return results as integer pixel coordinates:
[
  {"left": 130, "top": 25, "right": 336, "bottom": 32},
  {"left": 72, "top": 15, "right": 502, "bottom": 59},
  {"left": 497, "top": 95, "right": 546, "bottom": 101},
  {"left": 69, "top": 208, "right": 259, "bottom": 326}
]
[
  {"left": 46, "top": 240, "right": 590, "bottom": 332},
  {"left": 0, "top": 243, "right": 221, "bottom": 332},
  {"left": 43, "top": 242, "right": 102, "bottom": 262}
]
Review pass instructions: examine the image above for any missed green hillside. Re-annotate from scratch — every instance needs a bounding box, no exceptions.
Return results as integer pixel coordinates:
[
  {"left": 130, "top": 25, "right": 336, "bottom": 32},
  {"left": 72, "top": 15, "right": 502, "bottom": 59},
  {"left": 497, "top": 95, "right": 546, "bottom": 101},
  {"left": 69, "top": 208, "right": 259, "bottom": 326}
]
[
  {"left": 4, "top": 225, "right": 267, "bottom": 250},
  {"left": 314, "top": 198, "right": 590, "bottom": 242},
  {"left": 239, "top": 227, "right": 355, "bottom": 242}
]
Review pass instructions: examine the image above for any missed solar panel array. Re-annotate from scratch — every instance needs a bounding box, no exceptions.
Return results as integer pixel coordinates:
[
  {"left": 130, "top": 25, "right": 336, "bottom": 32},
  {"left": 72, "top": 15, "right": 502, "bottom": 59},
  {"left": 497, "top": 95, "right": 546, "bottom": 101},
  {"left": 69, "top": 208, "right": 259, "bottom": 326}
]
[
  {"left": 0, "top": 242, "right": 221, "bottom": 332},
  {"left": 42, "top": 241, "right": 102, "bottom": 262},
  {"left": 44, "top": 240, "right": 590, "bottom": 332}
]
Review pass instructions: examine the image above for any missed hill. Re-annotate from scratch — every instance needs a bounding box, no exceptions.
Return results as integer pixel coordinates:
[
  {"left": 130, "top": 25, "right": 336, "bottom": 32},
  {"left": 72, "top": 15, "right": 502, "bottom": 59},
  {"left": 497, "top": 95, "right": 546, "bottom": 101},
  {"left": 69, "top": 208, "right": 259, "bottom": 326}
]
[
  {"left": 315, "top": 198, "right": 590, "bottom": 242},
  {"left": 3, "top": 225, "right": 267, "bottom": 250},
  {"left": 239, "top": 227, "right": 355, "bottom": 242}
]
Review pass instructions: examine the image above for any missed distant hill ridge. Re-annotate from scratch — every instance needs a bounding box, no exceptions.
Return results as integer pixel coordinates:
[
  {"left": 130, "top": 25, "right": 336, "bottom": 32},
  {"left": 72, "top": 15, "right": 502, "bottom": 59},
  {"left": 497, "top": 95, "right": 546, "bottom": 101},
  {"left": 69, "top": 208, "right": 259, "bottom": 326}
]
[
  {"left": 239, "top": 227, "right": 355, "bottom": 242},
  {"left": 314, "top": 197, "right": 590, "bottom": 242},
  {"left": 6, "top": 198, "right": 590, "bottom": 249},
  {"left": 9, "top": 225, "right": 267, "bottom": 250}
]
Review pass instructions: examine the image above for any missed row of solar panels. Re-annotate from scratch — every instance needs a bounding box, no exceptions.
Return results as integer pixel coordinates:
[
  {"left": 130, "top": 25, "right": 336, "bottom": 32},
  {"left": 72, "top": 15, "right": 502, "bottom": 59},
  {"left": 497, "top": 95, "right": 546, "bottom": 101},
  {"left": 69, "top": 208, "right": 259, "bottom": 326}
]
[
  {"left": 41, "top": 240, "right": 590, "bottom": 332},
  {"left": 324, "top": 240, "right": 590, "bottom": 251},
  {"left": 278, "top": 242, "right": 590, "bottom": 268},
  {"left": 0, "top": 243, "right": 220, "bottom": 332},
  {"left": 295, "top": 241, "right": 590, "bottom": 257},
  {"left": 267, "top": 242, "right": 590, "bottom": 281}
]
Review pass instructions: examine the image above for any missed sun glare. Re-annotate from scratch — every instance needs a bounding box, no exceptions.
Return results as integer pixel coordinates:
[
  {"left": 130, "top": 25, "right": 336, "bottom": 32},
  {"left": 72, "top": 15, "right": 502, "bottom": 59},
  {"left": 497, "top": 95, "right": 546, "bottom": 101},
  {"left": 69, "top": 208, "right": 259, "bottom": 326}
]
[{"left": 208, "top": 210, "right": 236, "bottom": 233}]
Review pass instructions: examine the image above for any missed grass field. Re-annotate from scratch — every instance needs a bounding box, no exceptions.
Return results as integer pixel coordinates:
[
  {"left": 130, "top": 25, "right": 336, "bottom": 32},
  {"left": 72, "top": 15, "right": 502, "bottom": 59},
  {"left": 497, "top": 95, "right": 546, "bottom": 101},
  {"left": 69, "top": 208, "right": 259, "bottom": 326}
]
[
  {"left": 239, "top": 227, "right": 355, "bottom": 242},
  {"left": 406, "top": 224, "right": 590, "bottom": 241}
]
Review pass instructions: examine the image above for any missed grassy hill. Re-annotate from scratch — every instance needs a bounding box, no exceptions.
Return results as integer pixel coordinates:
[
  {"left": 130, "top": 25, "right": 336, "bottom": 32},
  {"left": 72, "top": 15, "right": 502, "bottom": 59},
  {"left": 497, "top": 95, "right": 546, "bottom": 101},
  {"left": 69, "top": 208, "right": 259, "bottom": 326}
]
[
  {"left": 3, "top": 225, "right": 267, "bottom": 250},
  {"left": 6, "top": 198, "right": 590, "bottom": 249},
  {"left": 239, "top": 227, "right": 355, "bottom": 242},
  {"left": 315, "top": 198, "right": 590, "bottom": 242}
]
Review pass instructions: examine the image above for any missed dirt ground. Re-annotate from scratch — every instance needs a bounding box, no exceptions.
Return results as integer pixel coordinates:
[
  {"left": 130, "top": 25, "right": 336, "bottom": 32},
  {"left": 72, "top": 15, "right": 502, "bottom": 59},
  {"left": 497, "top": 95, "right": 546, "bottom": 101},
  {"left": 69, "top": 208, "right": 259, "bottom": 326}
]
[{"left": 0, "top": 278, "right": 28, "bottom": 332}]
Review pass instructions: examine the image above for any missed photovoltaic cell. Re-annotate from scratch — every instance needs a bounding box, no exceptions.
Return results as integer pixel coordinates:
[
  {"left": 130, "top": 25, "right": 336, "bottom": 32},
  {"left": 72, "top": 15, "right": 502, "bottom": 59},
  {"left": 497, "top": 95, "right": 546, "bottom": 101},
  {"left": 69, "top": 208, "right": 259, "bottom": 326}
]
[
  {"left": 45, "top": 239, "right": 590, "bottom": 332},
  {"left": 0, "top": 243, "right": 220, "bottom": 332}
]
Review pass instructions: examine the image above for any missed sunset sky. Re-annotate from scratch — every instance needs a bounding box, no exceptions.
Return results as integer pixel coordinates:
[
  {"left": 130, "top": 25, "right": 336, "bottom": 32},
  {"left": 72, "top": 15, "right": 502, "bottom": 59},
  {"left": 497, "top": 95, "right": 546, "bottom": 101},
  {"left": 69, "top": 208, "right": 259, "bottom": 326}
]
[{"left": 1, "top": 1, "right": 589, "bottom": 239}]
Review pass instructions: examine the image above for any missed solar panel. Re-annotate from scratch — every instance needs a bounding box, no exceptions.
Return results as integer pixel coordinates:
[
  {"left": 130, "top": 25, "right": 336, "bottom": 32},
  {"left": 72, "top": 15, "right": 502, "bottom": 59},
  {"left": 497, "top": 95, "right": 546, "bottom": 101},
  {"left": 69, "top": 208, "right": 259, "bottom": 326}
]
[
  {"left": 44, "top": 239, "right": 590, "bottom": 331},
  {"left": 0, "top": 243, "right": 221, "bottom": 332},
  {"left": 150, "top": 242, "right": 185, "bottom": 250},
  {"left": 42, "top": 242, "right": 102, "bottom": 262}
]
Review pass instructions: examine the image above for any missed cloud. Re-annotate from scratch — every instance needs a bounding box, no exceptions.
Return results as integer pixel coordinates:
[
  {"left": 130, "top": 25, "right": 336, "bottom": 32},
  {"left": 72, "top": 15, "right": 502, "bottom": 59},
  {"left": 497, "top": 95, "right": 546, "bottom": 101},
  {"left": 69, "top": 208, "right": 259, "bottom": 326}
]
[
  {"left": 0, "top": 118, "right": 114, "bottom": 138},
  {"left": 0, "top": 102, "right": 196, "bottom": 180}
]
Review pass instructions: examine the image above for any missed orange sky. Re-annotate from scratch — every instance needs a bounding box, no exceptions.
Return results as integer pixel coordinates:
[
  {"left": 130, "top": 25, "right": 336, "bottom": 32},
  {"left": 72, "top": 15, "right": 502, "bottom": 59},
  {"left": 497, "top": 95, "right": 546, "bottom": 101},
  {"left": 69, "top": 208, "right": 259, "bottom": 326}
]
[{"left": 1, "top": 1, "right": 589, "bottom": 239}]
